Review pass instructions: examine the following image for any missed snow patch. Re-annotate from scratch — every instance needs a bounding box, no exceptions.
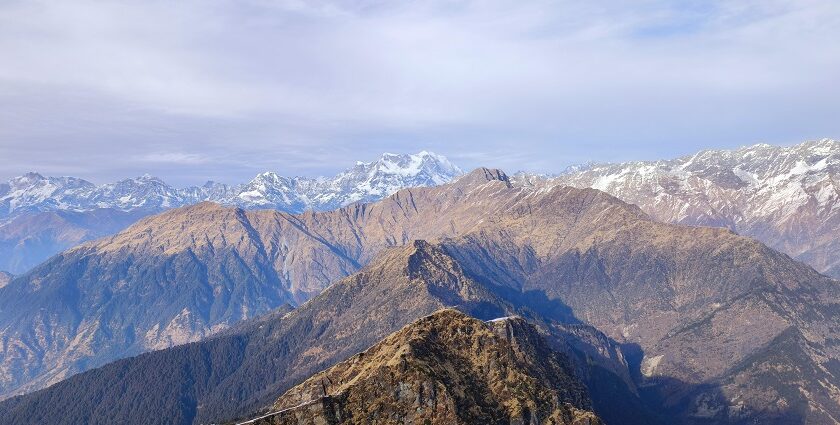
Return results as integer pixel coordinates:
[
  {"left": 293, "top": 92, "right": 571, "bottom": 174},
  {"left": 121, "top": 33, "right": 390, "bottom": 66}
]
[{"left": 641, "top": 354, "right": 664, "bottom": 377}]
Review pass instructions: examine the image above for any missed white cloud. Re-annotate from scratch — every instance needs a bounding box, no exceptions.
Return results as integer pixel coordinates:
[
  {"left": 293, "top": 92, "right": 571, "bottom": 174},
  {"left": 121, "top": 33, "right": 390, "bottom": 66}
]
[
  {"left": 134, "top": 152, "right": 210, "bottom": 165},
  {"left": 0, "top": 0, "right": 838, "bottom": 184}
]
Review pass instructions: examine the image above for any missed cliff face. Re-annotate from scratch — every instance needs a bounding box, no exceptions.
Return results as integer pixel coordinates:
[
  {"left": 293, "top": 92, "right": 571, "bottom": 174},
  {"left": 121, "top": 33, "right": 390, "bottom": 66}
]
[{"left": 249, "top": 309, "right": 601, "bottom": 425}]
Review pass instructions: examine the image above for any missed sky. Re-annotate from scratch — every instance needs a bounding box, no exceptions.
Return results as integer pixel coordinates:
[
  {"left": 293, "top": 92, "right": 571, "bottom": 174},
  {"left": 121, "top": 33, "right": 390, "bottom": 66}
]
[{"left": 1, "top": 0, "right": 839, "bottom": 186}]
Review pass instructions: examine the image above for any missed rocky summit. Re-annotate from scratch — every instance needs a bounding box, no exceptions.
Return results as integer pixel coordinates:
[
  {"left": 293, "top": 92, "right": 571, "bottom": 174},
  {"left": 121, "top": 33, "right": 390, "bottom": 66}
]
[{"left": 246, "top": 309, "right": 601, "bottom": 425}]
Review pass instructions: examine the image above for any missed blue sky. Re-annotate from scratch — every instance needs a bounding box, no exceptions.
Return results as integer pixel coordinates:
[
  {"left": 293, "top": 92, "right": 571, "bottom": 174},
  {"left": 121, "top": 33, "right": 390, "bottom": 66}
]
[{"left": 1, "top": 0, "right": 838, "bottom": 185}]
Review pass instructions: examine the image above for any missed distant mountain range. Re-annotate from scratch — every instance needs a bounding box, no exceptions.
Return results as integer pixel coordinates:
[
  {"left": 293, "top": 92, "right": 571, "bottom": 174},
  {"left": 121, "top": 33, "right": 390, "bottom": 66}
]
[
  {"left": 1, "top": 168, "right": 837, "bottom": 424},
  {"left": 2, "top": 140, "right": 838, "bottom": 279},
  {"left": 0, "top": 151, "right": 462, "bottom": 273},
  {"left": 0, "top": 151, "right": 461, "bottom": 218},
  {"left": 519, "top": 138, "right": 840, "bottom": 277}
]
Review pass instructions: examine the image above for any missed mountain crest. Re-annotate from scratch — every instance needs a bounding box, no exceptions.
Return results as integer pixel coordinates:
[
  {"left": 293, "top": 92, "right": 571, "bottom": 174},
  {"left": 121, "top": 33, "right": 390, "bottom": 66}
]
[
  {"left": 453, "top": 167, "right": 512, "bottom": 189},
  {"left": 253, "top": 309, "right": 601, "bottom": 425},
  {"left": 0, "top": 151, "right": 463, "bottom": 222}
]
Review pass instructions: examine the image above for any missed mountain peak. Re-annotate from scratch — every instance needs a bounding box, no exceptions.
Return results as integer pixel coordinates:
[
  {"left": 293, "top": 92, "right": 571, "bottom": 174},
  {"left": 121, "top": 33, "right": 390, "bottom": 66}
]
[
  {"left": 453, "top": 167, "right": 511, "bottom": 189},
  {"left": 538, "top": 138, "right": 840, "bottom": 277},
  {"left": 20, "top": 172, "right": 45, "bottom": 180},
  {"left": 260, "top": 308, "right": 601, "bottom": 425},
  {"left": 1, "top": 151, "right": 464, "bottom": 221}
]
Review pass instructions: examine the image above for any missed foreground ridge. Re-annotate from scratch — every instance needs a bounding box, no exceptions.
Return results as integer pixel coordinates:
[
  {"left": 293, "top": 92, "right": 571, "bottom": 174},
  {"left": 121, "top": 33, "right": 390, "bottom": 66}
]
[{"left": 243, "top": 309, "right": 601, "bottom": 425}]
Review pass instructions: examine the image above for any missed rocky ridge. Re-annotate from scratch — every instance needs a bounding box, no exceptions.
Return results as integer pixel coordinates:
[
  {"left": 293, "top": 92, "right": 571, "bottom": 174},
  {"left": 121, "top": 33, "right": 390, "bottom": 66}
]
[
  {"left": 246, "top": 309, "right": 601, "bottom": 425},
  {"left": 0, "top": 239, "right": 636, "bottom": 425}
]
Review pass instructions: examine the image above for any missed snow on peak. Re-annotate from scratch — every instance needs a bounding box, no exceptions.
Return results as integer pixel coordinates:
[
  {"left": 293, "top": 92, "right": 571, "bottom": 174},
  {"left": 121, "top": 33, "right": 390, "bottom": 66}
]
[
  {"left": 0, "top": 151, "right": 463, "bottom": 221},
  {"left": 525, "top": 139, "right": 839, "bottom": 276}
]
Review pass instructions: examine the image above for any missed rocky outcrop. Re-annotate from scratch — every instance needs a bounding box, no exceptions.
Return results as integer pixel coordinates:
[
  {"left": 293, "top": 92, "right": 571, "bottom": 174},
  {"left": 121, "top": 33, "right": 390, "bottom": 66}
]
[
  {"left": 0, "top": 271, "right": 11, "bottom": 289},
  {"left": 247, "top": 310, "right": 600, "bottom": 425}
]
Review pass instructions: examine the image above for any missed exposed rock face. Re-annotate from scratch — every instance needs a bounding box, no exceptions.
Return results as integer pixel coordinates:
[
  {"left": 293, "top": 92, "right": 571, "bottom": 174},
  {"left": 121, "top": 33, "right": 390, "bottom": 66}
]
[
  {"left": 532, "top": 138, "right": 840, "bottom": 278},
  {"left": 248, "top": 310, "right": 600, "bottom": 425},
  {"left": 0, "top": 271, "right": 11, "bottom": 289}
]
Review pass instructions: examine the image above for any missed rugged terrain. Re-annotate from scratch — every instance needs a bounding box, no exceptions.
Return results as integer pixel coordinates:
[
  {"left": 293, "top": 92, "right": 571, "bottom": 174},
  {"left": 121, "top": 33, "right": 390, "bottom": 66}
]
[
  {"left": 0, "top": 151, "right": 461, "bottom": 273},
  {"left": 534, "top": 138, "right": 840, "bottom": 278},
  {"left": 4, "top": 139, "right": 838, "bottom": 280},
  {"left": 246, "top": 309, "right": 601, "bottom": 425},
  {"left": 0, "top": 240, "right": 639, "bottom": 425},
  {"left": 0, "top": 151, "right": 461, "bottom": 219},
  {"left": 0, "top": 167, "right": 838, "bottom": 423}
]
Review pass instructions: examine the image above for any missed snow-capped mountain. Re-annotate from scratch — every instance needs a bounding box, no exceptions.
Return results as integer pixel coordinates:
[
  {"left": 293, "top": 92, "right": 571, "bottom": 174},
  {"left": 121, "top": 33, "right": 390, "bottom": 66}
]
[
  {"left": 0, "top": 173, "right": 187, "bottom": 218},
  {"left": 0, "top": 151, "right": 462, "bottom": 274},
  {"left": 0, "top": 151, "right": 463, "bottom": 222},
  {"left": 535, "top": 138, "right": 839, "bottom": 277},
  {"left": 0, "top": 173, "right": 96, "bottom": 216},
  {"left": 304, "top": 150, "right": 462, "bottom": 210}
]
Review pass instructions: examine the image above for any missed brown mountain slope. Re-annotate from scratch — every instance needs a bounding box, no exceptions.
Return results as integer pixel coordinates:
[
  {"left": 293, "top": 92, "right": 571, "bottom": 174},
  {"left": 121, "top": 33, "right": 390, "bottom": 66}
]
[
  {"left": 1, "top": 167, "right": 838, "bottom": 424},
  {"left": 245, "top": 309, "right": 601, "bottom": 425},
  {"left": 0, "top": 240, "right": 641, "bottom": 425},
  {"left": 0, "top": 168, "right": 625, "bottom": 398},
  {"left": 436, "top": 195, "right": 840, "bottom": 421}
]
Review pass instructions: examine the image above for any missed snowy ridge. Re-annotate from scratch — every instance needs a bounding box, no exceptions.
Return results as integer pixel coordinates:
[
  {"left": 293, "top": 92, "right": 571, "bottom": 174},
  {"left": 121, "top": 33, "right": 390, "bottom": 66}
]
[
  {"left": 0, "top": 151, "right": 463, "bottom": 222},
  {"left": 535, "top": 139, "right": 840, "bottom": 276}
]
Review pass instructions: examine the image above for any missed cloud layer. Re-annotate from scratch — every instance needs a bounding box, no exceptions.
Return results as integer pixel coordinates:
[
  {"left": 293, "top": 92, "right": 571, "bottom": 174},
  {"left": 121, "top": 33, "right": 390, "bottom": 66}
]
[{"left": 1, "top": 0, "right": 839, "bottom": 184}]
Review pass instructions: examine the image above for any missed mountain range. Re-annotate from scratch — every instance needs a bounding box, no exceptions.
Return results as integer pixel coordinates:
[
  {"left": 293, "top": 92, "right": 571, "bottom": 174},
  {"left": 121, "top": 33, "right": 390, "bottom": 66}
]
[
  {"left": 528, "top": 138, "right": 839, "bottom": 278},
  {"left": 0, "top": 167, "right": 837, "bottom": 424},
  {"left": 0, "top": 151, "right": 461, "bottom": 218},
  {"left": 3, "top": 140, "right": 837, "bottom": 281},
  {"left": 0, "top": 151, "right": 462, "bottom": 274},
  {"left": 2, "top": 140, "right": 838, "bottom": 281}
]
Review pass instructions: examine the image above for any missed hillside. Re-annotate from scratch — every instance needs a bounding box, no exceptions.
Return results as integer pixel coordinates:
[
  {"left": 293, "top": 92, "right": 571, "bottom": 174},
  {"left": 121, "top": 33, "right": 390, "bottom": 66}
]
[
  {"left": 0, "top": 240, "right": 645, "bottom": 425},
  {"left": 245, "top": 309, "right": 601, "bottom": 425},
  {"left": 0, "top": 152, "right": 462, "bottom": 274}
]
